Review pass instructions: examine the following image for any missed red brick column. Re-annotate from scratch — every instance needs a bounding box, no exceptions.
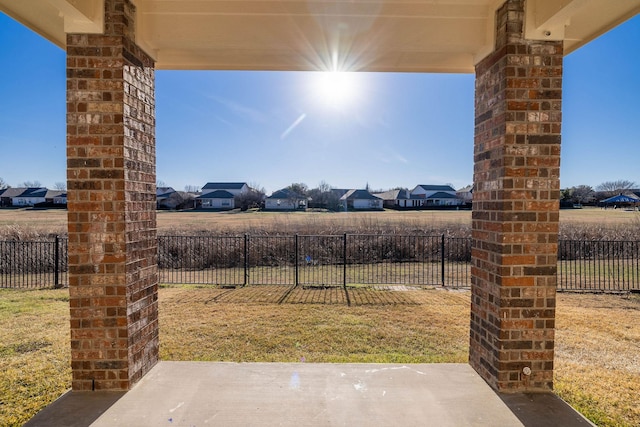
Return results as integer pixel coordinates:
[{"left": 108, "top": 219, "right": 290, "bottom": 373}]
[
  {"left": 470, "top": 0, "right": 562, "bottom": 392},
  {"left": 66, "top": 0, "right": 158, "bottom": 391}
]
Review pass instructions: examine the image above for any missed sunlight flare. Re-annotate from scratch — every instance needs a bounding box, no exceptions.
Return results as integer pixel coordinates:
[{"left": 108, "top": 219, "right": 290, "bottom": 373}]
[
  {"left": 310, "top": 71, "right": 362, "bottom": 110},
  {"left": 281, "top": 113, "right": 307, "bottom": 140}
]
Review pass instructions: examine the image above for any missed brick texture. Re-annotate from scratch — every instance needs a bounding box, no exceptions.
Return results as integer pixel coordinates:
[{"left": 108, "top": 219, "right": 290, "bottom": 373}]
[
  {"left": 67, "top": 0, "right": 158, "bottom": 391},
  {"left": 470, "top": 0, "right": 562, "bottom": 392}
]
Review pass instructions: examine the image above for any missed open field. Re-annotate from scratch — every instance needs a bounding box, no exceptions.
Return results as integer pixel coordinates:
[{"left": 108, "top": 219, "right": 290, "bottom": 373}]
[
  {"left": 0, "top": 208, "right": 472, "bottom": 235},
  {"left": 1, "top": 286, "right": 638, "bottom": 427},
  {"left": 1, "top": 206, "right": 640, "bottom": 235}
]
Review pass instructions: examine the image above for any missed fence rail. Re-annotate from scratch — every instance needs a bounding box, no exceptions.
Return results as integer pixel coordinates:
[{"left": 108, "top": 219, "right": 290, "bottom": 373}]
[{"left": 1, "top": 235, "right": 639, "bottom": 292}]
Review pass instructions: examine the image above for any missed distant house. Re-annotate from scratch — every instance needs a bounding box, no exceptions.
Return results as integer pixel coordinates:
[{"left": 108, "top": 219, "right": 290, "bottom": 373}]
[
  {"left": 409, "top": 184, "right": 464, "bottom": 207},
  {"left": 201, "top": 182, "right": 249, "bottom": 197},
  {"left": 0, "top": 187, "right": 66, "bottom": 207},
  {"left": 8, "top": 187, "right": 48, "bottom": 206},
  {"left": 339, "top": 189, "right": 383, "bottom": 210},
  {"left": 13, "top": 188, "right": 46, "bottom": 206},
  {"left": 52, "top": 191, "right": 67, "bottom": 205},
  {"left": 157, "top": 187, "right": 197, "bottom": 210},
  {"left": 156, "top": 187, "right": 176, "bottom": 209},
  {"left": 373, "top": 189, "right": 411, "bottom": 209},
  {"left": 330, "top": 189, "right": 350, "bottom": 200},
  {"left": 456, "top": 185, "right": 473, "bottom": 204},
  {"left": 0, "top": 188, "right": 23, "bottom": 207},
  {"left": 157, "top": 187, "right": 177, "bottom": 209},
  {"left": 197, "top": 190, "right": 235, "bottom": 210},
  {"left": 265, "top": 188, "right": 307, "bottom": 210}
]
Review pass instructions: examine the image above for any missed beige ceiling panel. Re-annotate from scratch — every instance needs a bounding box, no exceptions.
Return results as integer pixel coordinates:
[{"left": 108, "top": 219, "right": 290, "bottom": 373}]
[
  {"left": 562, "top": 1, "right": 640, "bottom": 53},
  {"left": 0, "top": 0, "right": 67, "bottom": 47},
  {"left": 49, "top": 0, "right": 104, "bottom": 33},
  {"left": 2, "top": 0, "right": 639, "bottom": 72}
]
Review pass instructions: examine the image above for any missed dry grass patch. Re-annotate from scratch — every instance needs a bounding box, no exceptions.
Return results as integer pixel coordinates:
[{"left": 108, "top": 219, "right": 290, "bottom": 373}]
[
  {"left": 555, "top": 293, "right": 640, "bottom": 427},
  {"left": 2, "top": 205, "right": 639, "bottom": 232},
  {"left": 2, "top": 287, "right": 639, "bottom": 427},
  {"left": 155, "top": 210, "right": 473, "bottom": 234},
  {"left": 159, "top": 285, "right": 470, "bottom": 364},
  {"left": 0, "top": 289, "right": 71, "bottom": 427},
  {"left": 5, "top": 207, "right": 640, "bottom": 242}
]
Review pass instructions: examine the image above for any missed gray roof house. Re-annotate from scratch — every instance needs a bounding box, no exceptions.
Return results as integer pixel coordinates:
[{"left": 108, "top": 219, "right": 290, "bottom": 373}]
[
  {"left": 265, "top": 188, "right": 307, "bottom": 210},
  {"left": 409, "top": 184, "right": 464, "bottom": 207},
  {"left": 0, "top": 187, "right": 67, "bottom": 207},
  {"left": 340, "top": 189, "right": 383, "bottom": 211},
  {"left": 0, "top": 188, "right": 25, "bottom": 206},
  {"left": 373, "top": 189, "right": 411, "bottom": 209},
  {"left": 2, "top": 187, "right": 48, "bottom": 207},
  {"left": 201, "top": 182, "right": 249, "bottom": 196},
  {"left": 156, "top": 187, "right": 176, "bottom": 206},
  {"left": 51, "top": 191, "right": 67, "bottom": 204},
  {"left": 197, "top": 190, "right": 236, "bottom": 210},
  {"left": 456, "top": 185, "right": 473, "bottom": 203},
  {"left": 157, "top": 186, "right": 176, "bottom": 198}
]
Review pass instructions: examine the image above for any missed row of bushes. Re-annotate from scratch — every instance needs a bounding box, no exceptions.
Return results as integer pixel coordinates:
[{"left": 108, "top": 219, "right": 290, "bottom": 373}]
[
  {"left": 3, "top": 215, "right": 640, "bottom": 273},
  {"left": 157, "top": 234, "right": 471, "bottom": 270}
]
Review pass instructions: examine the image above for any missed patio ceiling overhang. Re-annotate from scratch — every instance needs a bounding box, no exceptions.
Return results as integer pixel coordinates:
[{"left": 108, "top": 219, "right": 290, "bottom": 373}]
[{"left": 1, "top": 0, "right": 639, "bottom": 72}]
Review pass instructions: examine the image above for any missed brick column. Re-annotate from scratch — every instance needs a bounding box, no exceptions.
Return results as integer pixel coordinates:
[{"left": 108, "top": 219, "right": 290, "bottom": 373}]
[
  {"left": 66, "top": 0, "right": 158, "bottom": 391},
  {"left": 470, "top": 0, "right": 562, "bottom": 392}
]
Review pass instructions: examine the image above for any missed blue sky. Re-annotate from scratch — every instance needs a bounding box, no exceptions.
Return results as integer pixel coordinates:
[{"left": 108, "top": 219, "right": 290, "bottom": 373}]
[{"left": 0, "top": 12, "right": 638, "bottom": 195}]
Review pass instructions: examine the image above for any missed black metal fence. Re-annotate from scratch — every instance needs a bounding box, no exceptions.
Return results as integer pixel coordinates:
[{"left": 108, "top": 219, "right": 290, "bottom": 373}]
[
  {"left": 0, "top": 236, "right": 67, "bottom": 289},
  {"left": 1, "top": 235, "right": 639, "bottom": 292},
  {"left": 157, "top": 234, "right": 470, "bottom": 288},
  {"left": 558, "top": 240, "right": 640, "bottom": 292}
]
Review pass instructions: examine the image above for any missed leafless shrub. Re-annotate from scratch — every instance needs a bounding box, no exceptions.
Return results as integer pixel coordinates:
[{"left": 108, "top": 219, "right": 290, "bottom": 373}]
[
  {"left": 5, "top": 215, "right": 640, "bottom": 274},
  {"left": 559, "top": 222, "right": 639, "bottom": 241},
  {"left": 0, "top": 225, "right": 61, "bottom": 241}
]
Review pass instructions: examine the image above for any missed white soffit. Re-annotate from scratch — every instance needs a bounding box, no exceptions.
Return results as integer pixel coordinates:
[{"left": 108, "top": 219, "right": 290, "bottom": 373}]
[{"left": 0, "top": 0, "right": 639, "bottom": 72}]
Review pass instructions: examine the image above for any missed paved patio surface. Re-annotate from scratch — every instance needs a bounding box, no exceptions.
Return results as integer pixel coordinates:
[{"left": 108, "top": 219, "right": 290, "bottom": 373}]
[{"left": 26, "top": 362, "right": 594, "bottom": 427}]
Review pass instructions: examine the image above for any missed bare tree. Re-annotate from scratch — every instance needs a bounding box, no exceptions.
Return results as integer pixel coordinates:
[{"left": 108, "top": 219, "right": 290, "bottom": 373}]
[
  {"left": 308, "top": 181, "right": 331, "bottom": 210},
  {"left": 157, "top": 179, "right": 167, "bottom": 188},
  {"left": 317, "top": 180, "right": 332, "bottom": 193},
  {"left": 308, "top": 181, "right": 342, "bottom": 211},
  {"left": 248, "top": 182, "right": 266, "bottom": 194},
  {"left": 596, "top": 180, "right": 636, "bottom": 198},
  {"left": 561, "top": 185, "right": 595, "bottom": 205},
  {"left": 184, "top": 184, "right": 201, "bottom": 193},
  {"left": 162, "top": 191, "right": 195, "bottom": 210},
  {"left": 20, "top": 180, "right": 42, "bottom": 188},
  {"left": 0, "top": 177, "right": 8, "bottom": 190},
  {"left": 53, "top": 182, "right": 67, "bottom": 191},
  {"left": 235, "top": 188, "right": 265, "bottom": 211},
  {"left": 286, "top": 182, "right": 308, "bottom": 196}
]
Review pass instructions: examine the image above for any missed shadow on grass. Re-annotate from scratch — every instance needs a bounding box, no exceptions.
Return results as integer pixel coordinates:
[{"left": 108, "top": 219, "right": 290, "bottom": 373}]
[{"left": 202, "top": 284, "right": 434, "bottom": 306}]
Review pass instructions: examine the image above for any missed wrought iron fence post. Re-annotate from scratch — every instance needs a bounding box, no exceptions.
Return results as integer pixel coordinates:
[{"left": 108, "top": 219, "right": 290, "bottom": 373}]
[
  {"left": 441, "top": 234, "right": 445, "bottom": 287},
  {"left": 244, "top": 234, "right": 249, "bottom": 286},
  {"left": 295, "top": 234, "right": 299, "bottom": 287},
  {"left": 343, "top": 233, "right": 347, "bottom": 289},
  {"left": 12, "top": 240, "right": 16, "bottom": 288},
  {"left": 54, "top": 235, "right": 61, "bottom": 288}
]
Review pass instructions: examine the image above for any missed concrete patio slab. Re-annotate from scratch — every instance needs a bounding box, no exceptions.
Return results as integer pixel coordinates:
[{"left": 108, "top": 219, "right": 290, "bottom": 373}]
[{"left": 26, "top": 362, "right": 594, "bottom": 427}]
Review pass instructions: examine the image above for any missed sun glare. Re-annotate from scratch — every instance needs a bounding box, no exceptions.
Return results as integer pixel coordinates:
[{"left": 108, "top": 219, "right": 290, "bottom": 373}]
[{"left": 311, "top": 71, "right": 361, "bottom": 110}]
